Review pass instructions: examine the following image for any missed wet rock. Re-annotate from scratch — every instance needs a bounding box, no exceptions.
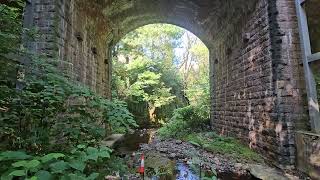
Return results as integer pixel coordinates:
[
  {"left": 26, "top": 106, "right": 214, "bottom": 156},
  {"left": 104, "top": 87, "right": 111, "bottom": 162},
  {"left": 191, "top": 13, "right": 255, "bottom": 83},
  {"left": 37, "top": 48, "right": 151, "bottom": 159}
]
[
  {"left": 105, "top": 175, "right": 120, "bottom": 180},
  {"left": 249, "top": 164, "right": 289, "bottom": 180},
  {"left": 159, "top": 148, "right": 168, "bottom": 153},
  {"left": 136, "top": 134, "right": 309, "bottom": 179},
  {"left": 169, "top": 153, "right": 177, "bottom": 159},
  {"left": 234, "top": 163, "right": 243, "bottom": 169}
]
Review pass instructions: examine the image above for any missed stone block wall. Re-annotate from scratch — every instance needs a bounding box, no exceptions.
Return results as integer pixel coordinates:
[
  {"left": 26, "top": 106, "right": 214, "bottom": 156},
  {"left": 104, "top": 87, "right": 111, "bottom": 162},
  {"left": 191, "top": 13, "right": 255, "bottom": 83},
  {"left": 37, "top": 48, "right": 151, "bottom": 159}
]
[
  {"left": 30, "top": 0, "right": 112, "bottom": 97},
  {"left": 210, "top": 0, "right": 307, "bottom": 167}
]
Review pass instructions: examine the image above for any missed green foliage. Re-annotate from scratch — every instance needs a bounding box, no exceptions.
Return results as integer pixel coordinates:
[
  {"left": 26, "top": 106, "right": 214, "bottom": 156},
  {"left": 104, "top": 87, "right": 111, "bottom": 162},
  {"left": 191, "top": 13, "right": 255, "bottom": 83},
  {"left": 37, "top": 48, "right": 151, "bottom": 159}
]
[
  {"left": 158, "top": 105, "right": 210, "bottom": 138},
  {"left": 183, "top": 132, "right": 262, "bottom": 162},
  {"left": 0, "top": 1, "right": 24, "bottom": 56},
  {"left": 0, "top": 146, "right": 112, "bottom": 180},
  {"left": 113, "top": 24, "right": 188, "bottom": 125},
  {"left": 106, "top": 99, "right": 138, "bottom": 133},
  {"left": 0, "top": 3, "right": 135, "bottom": 178},
  {"left": 0, "top": 0, "right": 136, "bottom": 154},
  {"left": 113, "top": 24, "right": 210, "bottom": 126},
  {"left": 0, "top": 56, "right": 137, "bottom": 152}
]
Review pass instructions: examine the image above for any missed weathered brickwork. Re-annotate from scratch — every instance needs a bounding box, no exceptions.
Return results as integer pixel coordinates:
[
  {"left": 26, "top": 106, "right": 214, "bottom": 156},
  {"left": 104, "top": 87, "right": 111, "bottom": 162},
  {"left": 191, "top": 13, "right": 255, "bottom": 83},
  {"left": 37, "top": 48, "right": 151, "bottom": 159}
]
[
  {"left": 211, "top": 0, "right": 307, "bottom": 167},
  {"left": 29, "top": 0, "right": 112, "bottom": 97},
  {"left": 28, "top": 0, "right": 314, "bottom": 173}
]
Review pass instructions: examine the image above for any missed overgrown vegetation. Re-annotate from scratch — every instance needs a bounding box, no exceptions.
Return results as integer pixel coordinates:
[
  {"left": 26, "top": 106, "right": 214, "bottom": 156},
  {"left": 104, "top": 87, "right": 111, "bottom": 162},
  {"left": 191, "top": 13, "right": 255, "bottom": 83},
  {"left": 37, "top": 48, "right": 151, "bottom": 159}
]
[
  {"left": 158, "top": 107, "right": 261, "bottom": 162},
  {"left": 0, "top": 1, "right": 137, "bottom": 178},
  {"left": 158, "top": 105, "right": 210, "bottom": 138},
  {"left": 0, "top": 145, "right": 113, "bottom": 179},
  {"left": 0, "top": 56, "right": 137, "bottom": 152}
]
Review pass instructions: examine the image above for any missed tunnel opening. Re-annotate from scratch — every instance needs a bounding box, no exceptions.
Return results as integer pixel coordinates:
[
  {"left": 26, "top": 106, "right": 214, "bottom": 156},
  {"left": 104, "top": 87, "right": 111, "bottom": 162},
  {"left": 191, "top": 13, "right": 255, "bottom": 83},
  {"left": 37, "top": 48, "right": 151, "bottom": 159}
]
[{"left": 111, "top": 23, "right": 210, "bottom": 128}]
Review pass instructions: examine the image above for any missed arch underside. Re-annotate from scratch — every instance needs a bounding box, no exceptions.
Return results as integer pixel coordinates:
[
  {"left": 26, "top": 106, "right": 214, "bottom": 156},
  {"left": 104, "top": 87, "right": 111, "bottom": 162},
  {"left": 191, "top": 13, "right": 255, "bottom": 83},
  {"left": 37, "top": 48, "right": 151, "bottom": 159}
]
[{"left": 101, "top": 0, "right": 258, "bottom": 48}]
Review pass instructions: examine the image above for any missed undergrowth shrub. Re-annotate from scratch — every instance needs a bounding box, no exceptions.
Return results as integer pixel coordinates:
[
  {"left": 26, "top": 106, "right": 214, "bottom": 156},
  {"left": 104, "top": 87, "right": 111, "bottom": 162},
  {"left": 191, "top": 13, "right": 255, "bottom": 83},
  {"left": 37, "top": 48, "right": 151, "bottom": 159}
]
[
  {"left": 158, "top": 105, "right": 210, "bottom": 138},
  {"left": 0, "top": 145, "right": 113, "bottom": 180},
  {"left": 0, "top": 0, "right": 137, "bottom": 154},
  {"left": 0, "top": 57, "right": 138, "bottom": 153}
]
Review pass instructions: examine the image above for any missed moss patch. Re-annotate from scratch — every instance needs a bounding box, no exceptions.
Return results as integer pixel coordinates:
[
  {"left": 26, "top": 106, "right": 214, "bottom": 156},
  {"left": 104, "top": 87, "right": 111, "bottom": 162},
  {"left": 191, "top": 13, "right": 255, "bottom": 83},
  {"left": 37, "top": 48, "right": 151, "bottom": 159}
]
[
  {"left": 182, "top": 132, "right": 263, "bottom": 163},
  {"left": 144, "top": 151, "right": 176, "bottom": 178}
]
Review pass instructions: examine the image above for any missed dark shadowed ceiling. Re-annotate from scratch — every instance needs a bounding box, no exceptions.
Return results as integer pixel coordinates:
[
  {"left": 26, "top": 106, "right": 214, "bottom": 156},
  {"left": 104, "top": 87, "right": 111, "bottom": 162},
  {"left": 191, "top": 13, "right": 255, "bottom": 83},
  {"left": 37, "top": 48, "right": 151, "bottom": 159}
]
[{"left": 98, "top": 0, "right": 258, "bottom": 48}]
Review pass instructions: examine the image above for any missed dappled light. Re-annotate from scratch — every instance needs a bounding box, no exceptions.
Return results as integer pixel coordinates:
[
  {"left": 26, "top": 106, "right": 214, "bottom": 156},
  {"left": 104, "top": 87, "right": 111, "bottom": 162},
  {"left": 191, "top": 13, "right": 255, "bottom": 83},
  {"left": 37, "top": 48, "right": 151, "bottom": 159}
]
[{"left": 112, "top": 23, "right": 209, "bottom": 127}]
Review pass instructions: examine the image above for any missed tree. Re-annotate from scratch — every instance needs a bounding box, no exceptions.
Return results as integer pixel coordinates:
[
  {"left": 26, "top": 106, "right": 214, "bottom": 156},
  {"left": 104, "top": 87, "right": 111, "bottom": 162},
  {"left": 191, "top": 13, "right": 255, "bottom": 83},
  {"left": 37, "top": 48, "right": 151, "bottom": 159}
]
[
  {"left": 113, "top": 24, "right": 186, "bottom": 125},
  {"left": 112, "top": 24, "right": 210, "bottom": 125}
]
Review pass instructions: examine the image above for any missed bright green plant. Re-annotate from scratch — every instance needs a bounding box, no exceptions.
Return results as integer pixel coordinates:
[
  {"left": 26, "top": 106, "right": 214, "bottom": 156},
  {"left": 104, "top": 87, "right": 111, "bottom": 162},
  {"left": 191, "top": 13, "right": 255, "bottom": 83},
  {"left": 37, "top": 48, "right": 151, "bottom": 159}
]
[
  {"left": 0, "top": 145, "right": 112, "bottom": 180},
  {"left": 0, "top": 1, "right": 24, "bottom": 56},
  {"left": 112, "top": 24, "right": 188, "bottom": 125},
  {"left": 158, "top": 105, "right": 210, "bottom": 138}
]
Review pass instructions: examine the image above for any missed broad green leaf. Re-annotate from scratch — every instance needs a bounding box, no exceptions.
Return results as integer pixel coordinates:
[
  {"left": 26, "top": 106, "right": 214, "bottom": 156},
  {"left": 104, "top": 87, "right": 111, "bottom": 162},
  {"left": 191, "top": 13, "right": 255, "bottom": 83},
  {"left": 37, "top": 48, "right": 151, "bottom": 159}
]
[
  {"left": 86, "top": 154, "right": 99, "bottom": 161},
  {"left": 67, "top": 174, "right": 86, "bottom": 180},
  {"left": 86, "top": 147, "right": 99, "bottom": 161},
  {"left": 49, "top": 161, "right": 69, "bottom": 173},
  {"left": 68, "top": 160, "right": 86, "bottom": 172},
  {"left": 9, "top": 170, "right": 25, "bottom": 177},
  {"left": 98, "top": 147, "right": 111, "bottom": 159},
  {"left": 27, "top": 176, "right": 37, "bottom": 180},
  {"left": 86, "top": 147, "right": 98, "bottom": 154},
  {"left": 12, "top": 160, "right": 27, "bottom": 168},
  {"left": 100, "top": 147, "right": 112, "bottom": 153},
  {"left": 87, "top": 173, "right": 99, "bottom": 180},
  {"left": 75, "top": 152, "right": 88, "bottom": 162},
  {"left": 0, "top": 151, "right": 31, "bottom": 161},
  {"left": 77, "top": 145, "right": 86, "bottom": 149},
  {"left": 40, "top": 153, "right": 65, "bottom": 163},
  {"left": 25, "top": 160, "right": 41, "bottom": 169},
  {"left": 35, "top": 170, "right": 52, "bottom": 180}
]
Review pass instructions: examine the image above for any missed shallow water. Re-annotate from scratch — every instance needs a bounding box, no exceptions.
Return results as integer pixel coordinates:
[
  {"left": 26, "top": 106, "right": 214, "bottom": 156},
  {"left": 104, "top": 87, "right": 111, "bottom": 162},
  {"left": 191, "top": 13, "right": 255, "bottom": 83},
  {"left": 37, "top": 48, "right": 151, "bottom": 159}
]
[
  {"left": 114, "top": 129, "right": 153, "bottom": 155},
  {"left": 176, "top": 163, "right": 199, "bottom": 180},
  {"left": 114, "top": 130, "right": 257, "bottom": 180}
]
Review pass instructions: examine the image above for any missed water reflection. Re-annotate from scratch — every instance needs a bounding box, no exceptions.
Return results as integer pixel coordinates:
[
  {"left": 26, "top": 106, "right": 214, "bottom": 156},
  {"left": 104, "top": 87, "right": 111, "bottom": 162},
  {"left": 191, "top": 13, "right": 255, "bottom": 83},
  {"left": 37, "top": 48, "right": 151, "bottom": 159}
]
[{"left": 176, "top": 163, "right": 199, "bottom": 180}]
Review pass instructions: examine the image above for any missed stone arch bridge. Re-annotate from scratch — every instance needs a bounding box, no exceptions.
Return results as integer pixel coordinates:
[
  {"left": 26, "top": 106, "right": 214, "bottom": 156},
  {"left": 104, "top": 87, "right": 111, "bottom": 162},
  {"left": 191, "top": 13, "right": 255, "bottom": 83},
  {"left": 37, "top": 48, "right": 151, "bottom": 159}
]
[{"left": 23, "top": 0, "right": 320, "bottom": 177}]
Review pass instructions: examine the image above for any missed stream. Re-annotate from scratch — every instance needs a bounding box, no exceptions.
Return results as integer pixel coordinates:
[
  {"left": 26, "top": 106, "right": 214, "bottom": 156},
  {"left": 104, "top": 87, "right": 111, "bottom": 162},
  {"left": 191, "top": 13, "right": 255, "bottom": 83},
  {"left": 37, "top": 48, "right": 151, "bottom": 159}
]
[{"left": 113, "top": 130, "right": 257, "bottom": 180}]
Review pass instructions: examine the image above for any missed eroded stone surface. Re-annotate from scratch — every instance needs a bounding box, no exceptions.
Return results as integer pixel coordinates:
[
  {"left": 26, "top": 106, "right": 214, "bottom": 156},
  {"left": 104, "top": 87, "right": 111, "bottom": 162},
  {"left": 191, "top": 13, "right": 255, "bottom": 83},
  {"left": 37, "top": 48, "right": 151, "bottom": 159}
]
[{"left": 249, "top": 164, "right": 289, "bottom": 180}]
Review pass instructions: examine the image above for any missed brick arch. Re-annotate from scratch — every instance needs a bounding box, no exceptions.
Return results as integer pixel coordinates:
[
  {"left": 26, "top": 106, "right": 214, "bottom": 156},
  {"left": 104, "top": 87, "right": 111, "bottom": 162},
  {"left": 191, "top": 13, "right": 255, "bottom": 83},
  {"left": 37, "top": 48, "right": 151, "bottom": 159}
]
[
  {"left": 100, "top": 0, "right": 259, "bottom": 47},
  {"left": 110, "top": 19, "right": 212, "bottom": 49},
  {"left": 28, "top": 0, "right": 310, "bottom": 171}
]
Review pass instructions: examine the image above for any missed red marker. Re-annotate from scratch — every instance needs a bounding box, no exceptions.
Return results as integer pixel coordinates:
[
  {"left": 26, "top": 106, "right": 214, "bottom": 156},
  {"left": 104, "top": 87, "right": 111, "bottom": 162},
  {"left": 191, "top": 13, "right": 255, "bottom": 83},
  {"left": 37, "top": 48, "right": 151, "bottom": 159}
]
[{"left": 138, "top": 153, "right": 145, "bottom": 174}]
